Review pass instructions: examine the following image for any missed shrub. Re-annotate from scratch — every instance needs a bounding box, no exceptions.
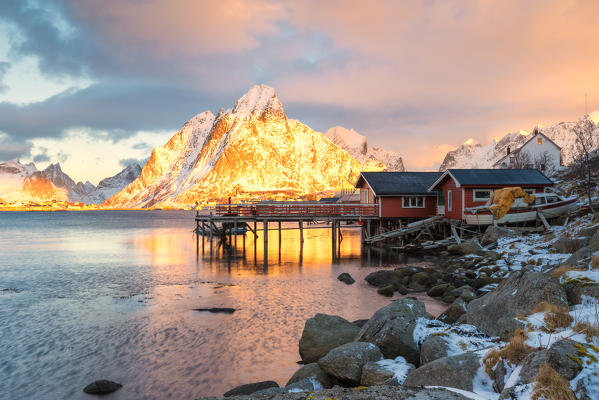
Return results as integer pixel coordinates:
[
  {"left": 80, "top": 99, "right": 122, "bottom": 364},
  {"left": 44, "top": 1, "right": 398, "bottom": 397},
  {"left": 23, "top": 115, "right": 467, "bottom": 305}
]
[
  {"left": 483, "top": 328, "right": 535, "bottom": 377},
  {"left": 531, "top": 364, "right": 576, "bottom": 400}
]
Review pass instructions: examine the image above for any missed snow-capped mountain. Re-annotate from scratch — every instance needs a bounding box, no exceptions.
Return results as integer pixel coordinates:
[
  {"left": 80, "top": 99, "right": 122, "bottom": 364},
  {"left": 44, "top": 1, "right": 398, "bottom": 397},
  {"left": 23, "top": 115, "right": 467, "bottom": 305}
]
[
  {"left": 0, "top": 159, "right": 40, "bottom": 202},
  {"left": 104, "top": 85, "right": 362, "bottom": 208},
  {"left": 22, "top": 171, "right": 67, "bottom": 202},
  {"left": 439, "top": 112, "right": 599, "bottom": 171},
  {"left": 324, "top": 126, "right": 406, "bottom": 172},
  {"left": 77, "top": 164, "right": 141, "bottom": 204}
]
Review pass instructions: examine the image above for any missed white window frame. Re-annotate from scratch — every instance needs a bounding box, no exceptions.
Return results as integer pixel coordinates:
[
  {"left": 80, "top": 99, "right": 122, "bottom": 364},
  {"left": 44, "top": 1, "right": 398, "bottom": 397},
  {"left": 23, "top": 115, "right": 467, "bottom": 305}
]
[
  {"left": 402, "top": 196, "right": 426, "bottom": 209},
  {"left": 447, "top": 190, "right": 452, "bottom": 211},
  {"left": 473, "top": 189, "right": 493, "bottom": 202}
]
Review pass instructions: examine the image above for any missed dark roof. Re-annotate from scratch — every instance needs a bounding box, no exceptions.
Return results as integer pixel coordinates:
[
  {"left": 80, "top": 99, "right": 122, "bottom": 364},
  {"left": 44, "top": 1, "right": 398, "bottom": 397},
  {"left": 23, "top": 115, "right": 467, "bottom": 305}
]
[
  {"left": 318, "top": 197, "right": 339, "bottom": 203},
  {"left": 433, "top": 169, "right": 553, "bottom": 188},
  {"left": 356, "top": 172, "right": 443, "bottom": 195}
]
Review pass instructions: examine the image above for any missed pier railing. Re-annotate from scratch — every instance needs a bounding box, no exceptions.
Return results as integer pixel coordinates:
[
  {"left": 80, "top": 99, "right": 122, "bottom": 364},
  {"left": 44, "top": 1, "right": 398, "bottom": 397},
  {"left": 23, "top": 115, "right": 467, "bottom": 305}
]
[{"left": 213, "top": 203, "right": 379, "bottom": 218}]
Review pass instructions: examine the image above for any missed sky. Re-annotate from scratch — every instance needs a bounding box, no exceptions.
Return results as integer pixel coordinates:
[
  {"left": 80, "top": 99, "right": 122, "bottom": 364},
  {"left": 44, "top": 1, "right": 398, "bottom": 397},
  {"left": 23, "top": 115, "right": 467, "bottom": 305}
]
[{"left": 0, "top": 0, "right": 598, "bottom": 184}]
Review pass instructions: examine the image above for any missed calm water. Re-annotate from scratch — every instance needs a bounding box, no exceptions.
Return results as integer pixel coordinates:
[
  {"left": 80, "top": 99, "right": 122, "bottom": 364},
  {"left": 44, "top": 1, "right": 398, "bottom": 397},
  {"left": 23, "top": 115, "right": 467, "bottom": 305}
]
[{"left": 0, "top": 211, "right": 443, "bottom": 400}]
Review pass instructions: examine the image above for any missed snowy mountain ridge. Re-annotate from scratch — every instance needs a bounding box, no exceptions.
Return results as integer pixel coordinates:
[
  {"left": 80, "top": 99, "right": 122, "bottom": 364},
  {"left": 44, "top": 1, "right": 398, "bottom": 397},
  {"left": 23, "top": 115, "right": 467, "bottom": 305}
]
[
  {"left": 439, "top": 112, "right": 599, "bottom": 171},
  {"left": 324, "top": 126, "right": 406, "bottom": 172},
  {"left": 104, "top": 84, "right": 363, "bottom": 208}
]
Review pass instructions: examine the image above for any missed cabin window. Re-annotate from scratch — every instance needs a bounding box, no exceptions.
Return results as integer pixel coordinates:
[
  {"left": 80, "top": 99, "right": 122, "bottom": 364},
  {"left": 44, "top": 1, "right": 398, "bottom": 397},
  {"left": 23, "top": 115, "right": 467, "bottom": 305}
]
[
  {"left": 473, "top": 189, "right": 492, "bottom": 202},
  {"left": 447, "top": 190, "right": 452, "bottom": 211},
  {"left": 437, "top": 191, "right": 445, "bottom": 206},
  {"left": 535, "top": 197, "right": 546, "bottom": 205},
  {"left": 403, "top": 196, "right": 425, "bottom": 208},
  {"left": 537, "top": 137, "right": 542, "bottom": 144},
  {"left": 509, "top": 156, "right": 515, "bottom": 163},
  {"left": 361, "top": 189, "right": 368, "bottom": 203},
  {"left": 546, "top": 196, "right": 559, "bottom": 203}
]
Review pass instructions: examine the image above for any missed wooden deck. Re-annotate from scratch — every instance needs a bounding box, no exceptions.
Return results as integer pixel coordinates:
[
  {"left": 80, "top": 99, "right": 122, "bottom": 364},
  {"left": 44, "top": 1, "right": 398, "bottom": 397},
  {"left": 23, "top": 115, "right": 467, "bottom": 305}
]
[{"left": 213, "top": 203, "right": 379, "bottom": 218}]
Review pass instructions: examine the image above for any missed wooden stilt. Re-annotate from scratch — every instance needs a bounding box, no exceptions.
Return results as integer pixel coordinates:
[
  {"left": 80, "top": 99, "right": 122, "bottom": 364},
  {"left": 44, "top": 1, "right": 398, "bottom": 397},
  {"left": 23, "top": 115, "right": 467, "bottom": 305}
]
[
  {"left": 278, "top": 221, "right": 282, "bottom": 244},
  {"left": 234, "top": 219, "right": 238, "bottom": 249},
  {"left": 299, "top": 220, "right": 304, "bottom": 243},
  {"left": 263, "top": 220, "right": 268, "bottom": 263},
  {"left": 201, "top": 221, "right": 205, "bottom": 254}
]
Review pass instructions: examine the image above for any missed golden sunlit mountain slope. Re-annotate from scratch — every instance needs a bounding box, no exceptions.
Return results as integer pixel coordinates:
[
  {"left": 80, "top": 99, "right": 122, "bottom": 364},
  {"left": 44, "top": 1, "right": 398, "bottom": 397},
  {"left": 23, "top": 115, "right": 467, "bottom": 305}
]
[{"left": 104, "top": 85, "right": 362, "bottom": 208}]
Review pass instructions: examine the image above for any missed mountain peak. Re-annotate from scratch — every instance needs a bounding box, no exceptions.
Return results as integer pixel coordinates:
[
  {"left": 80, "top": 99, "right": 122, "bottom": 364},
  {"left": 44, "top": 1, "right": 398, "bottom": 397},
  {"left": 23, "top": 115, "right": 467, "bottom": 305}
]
[
  {"left": 325, "top": 126, "right": 367, "bottom": 151},
  {"left": 232, "top": 84, "right": 284, "bottom": 119}
]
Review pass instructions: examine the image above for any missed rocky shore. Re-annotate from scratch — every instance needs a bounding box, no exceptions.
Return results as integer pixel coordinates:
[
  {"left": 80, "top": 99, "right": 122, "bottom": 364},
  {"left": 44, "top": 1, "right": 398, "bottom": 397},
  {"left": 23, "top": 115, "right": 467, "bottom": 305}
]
[{"left": 198, "top": 219, "right": 599, "bottom": 400}]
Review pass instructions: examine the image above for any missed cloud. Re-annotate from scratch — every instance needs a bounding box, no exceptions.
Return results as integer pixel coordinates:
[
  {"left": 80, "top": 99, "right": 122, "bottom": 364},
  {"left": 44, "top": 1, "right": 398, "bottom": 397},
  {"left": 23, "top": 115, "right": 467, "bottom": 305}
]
[
  {"left": 119, "top": 157, "right": 148, "bottom": 168},
  {"left": 0, "top": 62, "right": 9, "bottom": 92}
]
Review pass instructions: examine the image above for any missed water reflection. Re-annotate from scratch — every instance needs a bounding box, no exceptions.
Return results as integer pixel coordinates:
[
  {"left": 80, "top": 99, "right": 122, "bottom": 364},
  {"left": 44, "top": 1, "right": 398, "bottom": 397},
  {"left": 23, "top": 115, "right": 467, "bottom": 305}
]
[{"left": 0, "top": 212, "right": 445, "bottom": 400}]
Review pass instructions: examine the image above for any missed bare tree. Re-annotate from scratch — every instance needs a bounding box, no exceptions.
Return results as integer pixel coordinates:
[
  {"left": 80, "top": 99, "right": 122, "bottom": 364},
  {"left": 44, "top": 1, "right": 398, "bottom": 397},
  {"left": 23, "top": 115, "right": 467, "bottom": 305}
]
[
  {"left": 573, "top": 117, "right": 598, "bottom": 216},
  {"left": 512, "top": 150, "right": 532, "bottom": 169},
  {"left": 533, "top": 151, "right": 553, "bottom": 173}
]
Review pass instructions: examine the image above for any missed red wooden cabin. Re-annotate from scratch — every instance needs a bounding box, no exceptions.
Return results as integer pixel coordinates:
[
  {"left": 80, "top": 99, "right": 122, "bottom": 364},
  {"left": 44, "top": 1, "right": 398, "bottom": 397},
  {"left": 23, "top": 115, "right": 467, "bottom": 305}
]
[
  {"left": 428, "top": 169, "right": 554, "bottom": 221},
  {"left": 354, "top": 172, "right": 443, "bottom": 219}
]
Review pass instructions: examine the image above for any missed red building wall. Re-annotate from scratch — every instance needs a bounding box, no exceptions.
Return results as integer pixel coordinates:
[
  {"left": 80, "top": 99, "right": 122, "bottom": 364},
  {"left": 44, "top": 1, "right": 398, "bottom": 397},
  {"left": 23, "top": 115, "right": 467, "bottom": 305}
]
[
  {"left": 439, "top": 177, "right": 463, "bottom": 220},
  {"left": 379, "top": 196, "right": 437, "bottom": 218}
]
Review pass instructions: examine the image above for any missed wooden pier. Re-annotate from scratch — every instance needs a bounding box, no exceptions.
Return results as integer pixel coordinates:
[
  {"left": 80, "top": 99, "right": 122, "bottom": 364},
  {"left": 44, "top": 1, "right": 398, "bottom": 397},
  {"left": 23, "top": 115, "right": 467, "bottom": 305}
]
[{"left": 194, "top": 202, "right": 380, "bottom": 263}]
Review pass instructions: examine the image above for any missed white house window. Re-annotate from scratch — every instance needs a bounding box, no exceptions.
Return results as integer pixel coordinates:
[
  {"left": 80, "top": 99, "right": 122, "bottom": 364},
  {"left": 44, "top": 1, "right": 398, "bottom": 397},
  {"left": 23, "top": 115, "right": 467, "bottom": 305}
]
[
  {"left": 473, "top": 189, "right": 492, "bottom": 202},
  {"left": 403, "top": 196, "right": 425, "bottom": 208},
  {"left": 447, "top": 190, "right": 452, "bottom": 211}
]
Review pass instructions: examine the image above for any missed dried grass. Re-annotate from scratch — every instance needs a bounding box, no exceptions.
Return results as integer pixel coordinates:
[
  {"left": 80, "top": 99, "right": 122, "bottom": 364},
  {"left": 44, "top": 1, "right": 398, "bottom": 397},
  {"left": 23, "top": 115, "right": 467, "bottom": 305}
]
[
  {"left": 531, "top": 364, "right": 576, "bottom": 400},
  {"left": 573, "top": 321, "right": 599, "bottom": 342},
  {"left": 532, "top": 302, "right": 574, "bottom": 332},
  {"left": 483, "top": 328, "right": 535, "bottom": 377}
]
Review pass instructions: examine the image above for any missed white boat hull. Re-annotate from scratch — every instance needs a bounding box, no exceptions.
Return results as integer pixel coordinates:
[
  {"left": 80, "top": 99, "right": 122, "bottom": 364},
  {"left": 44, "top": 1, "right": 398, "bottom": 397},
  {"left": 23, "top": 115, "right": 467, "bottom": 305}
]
[{"left": 464, "top": 199, "right": 577, "bottom": 226}]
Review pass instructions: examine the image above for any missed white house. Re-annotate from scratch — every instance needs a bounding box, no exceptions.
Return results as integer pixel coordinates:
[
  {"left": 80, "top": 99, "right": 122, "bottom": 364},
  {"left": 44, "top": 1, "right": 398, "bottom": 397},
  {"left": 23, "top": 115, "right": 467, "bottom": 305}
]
[{"left": 495, "top": 130, "right": 561, "bottom": 172}]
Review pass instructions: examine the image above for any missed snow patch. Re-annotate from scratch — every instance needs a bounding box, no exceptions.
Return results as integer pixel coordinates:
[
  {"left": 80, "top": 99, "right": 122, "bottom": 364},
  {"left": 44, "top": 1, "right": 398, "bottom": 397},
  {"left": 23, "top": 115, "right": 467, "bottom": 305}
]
[{"left": 376, "top": 356, "right": 413, "bottom": 384}]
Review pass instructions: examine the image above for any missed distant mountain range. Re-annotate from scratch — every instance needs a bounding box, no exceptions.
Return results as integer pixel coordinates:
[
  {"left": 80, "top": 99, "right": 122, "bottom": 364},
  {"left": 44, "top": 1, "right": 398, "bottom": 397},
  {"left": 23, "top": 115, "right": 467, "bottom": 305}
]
[
  {"left": 439, "top": 112, "right": 599, "bottom": 171},
  {"left": 324, "top": 126, "right": 405, "bottom": 172},
  {"left": 0, "top": 160, "right": 141, "bottom": 204}
]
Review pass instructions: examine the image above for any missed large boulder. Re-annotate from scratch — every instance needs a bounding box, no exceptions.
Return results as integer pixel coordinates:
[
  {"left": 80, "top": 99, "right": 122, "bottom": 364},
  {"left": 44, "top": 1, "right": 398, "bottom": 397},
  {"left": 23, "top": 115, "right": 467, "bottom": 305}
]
[
  {"left": 286, "top": 363, "right": 332, "bottom": 389},
  {"left": 317, "top": 342, "right": 382, "bottom": 385},
  {"left": 360, "top": 356, "right": 415, "bottom": 386},
  {"left": 552, "top": 236, "right": 591, "bottom": 253},
  {"left": 466, "top": 271, "right": 568, "bottom": 339},
  {"left": 223, "top": 381, "right": 279, "bottom": 397},
  {"left": 481, "top": 226, "right": 519, "bottom": 246},
  {"left": 419, "top": 335, "right": 450, "bottom": 365},
  {"left": 364, "top": 270, "right": 397, "bottom": 287},
  {"left": 403, "top": 352, "right": 481, "bottom": 391},
  {"left": 355, "top": 299, "right": 432, "bottom": 365},
  {"left": 298, "top": 313, "right": 360, "bottom": 363},
  {"left": 448, "top": 239, "right": 483, "bottom": 255},
  {"left": 517, "top": 340, "right": 582, "bottom": 385},
  {"left": 438, "top": 298, "right": 467, "bottom": 324}
]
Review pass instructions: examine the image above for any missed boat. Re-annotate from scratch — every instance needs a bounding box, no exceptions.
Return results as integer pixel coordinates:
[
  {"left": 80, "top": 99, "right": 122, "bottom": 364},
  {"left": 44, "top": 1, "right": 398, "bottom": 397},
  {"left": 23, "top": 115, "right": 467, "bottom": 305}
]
[{"left": 463, "top": 192, "right": 577, "bottom": 225}]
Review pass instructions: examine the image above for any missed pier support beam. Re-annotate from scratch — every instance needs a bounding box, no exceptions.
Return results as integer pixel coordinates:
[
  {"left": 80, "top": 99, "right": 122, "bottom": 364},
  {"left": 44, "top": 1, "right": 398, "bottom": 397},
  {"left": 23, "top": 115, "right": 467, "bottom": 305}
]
[
  {"left": 263, "top": 220, "right": 268, "bottom": 264},
  {"left": 299, "top": 220, "right": 304, "bottom": 244}
]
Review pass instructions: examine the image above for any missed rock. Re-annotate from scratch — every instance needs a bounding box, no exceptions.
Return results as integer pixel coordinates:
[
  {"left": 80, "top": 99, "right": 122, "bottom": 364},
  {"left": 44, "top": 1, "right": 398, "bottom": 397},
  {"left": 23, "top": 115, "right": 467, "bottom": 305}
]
[
  {"left": 364, "top": 270, "right": 396, "bottom": 287},
  {"left": 404, "top": 352, "right": 481, "bottom": 391},
  {"left": 377, "top": 284, "right": 395, "bottom": 297},
  {"left": 196, "top": 385, "right": 479, "bottom": 400},
  {"left": 592, "top": 255, "right": 599, "bottom": 268},
  {"left": 412, "top": 271, "right": 436, "bottom": 288},
  {"left": 427, "top": 283, "right": 453, "bottom": 298},
  {"left": 361, "top": 357, "right": 415, "bottom": 386},
  {"left": 563, "top": 279, "right": 599, "bottom": 305},
  {"left": 510, "top": 339, "right": 582, "bottom": 387},
  {"left": 448, "top": 239, "right": 483, "bottom": 255},
  {"left": 285, "top": 378, "right": 320, "bottom": 392},
  {"left": 352, "top": 319, "right": 369, "bottom": 328},
  {"left": 355, "top": 298, "right": 431, "bottom": 365},
  {"left": 562, "top": 245, "right": 597, "bottom": 267},
  {"left": 337, "top": 272, "right": 355, "bottom": 285},
  {"left": 223, "top": 381, "right": 279, "bottom": 397},
  {"left": 552, "top": 236, "right": 590, "bottom": 253},
  {"left": 493, "top": 360, "right": 508, "bottom": 393},
  {"left": 396, "top": 284, "right": 409, "bottom": 295},
  {"left": 317, "top": 342, "right": 382, "bottom": 385},
  {"left": 579, "top": 224, "right": 599, "bottom": 238},
  {"left": 466, "top": 271, "right": 568, "bottom": 339},
  {"left": 298, "top": 313, "right": 361, "bottom": 363},
  {"left": 419, "top": 335, "right": 449, "bottom": 365},
  {"left": 592, "top": 229, "right": 599, "bottom": 246},
  {"left": 481, "top": 226, "right": 519, "bottom": 246},
  {"left": 442, "top": 295, "right": 456, "bottom": 304},
  {"left": 438, "top": 298, "right": 467, "bottom": 324},
  {"left": 193, "top": 307, "right": 236, "bottom": 314},
  {"left": 83, "top": 380, "right": 122, "bottom": 395},
  {"left": 286, "top": 362, "right": 332, "bottom": 389}
]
